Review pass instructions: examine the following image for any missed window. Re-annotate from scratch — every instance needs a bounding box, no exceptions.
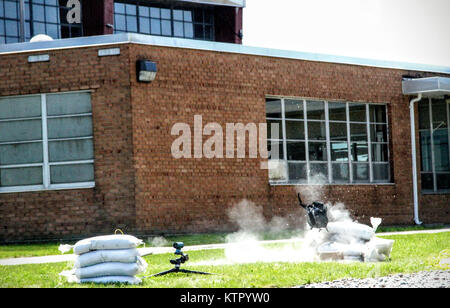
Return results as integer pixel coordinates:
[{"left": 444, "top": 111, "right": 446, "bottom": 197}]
[
  {"left": 266, "top": 97, "right": 391, "bottom": 184},
  {"left": 0, "top": 92, "right": 94, "bottom": 193},
  {"left": 0, "top": 0, "right": 83, "bottom": 44},
  {"left": 113, "top": 0, "right": 214, "bottom": 41},
  {"left": 418, "top": 98, "right": 450, "bottom": 193}
]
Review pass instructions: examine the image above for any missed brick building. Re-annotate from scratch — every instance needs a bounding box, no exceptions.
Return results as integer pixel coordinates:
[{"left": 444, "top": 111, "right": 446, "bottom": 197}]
[{"left": 0, "top": 1, "right": 449, "bottom": 242}]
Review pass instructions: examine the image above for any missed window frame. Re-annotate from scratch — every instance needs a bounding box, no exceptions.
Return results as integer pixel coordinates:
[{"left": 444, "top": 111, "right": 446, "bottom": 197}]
[
  {"left": 419, "top": 97, "right": 450, "bottom": 194},
  {"left": 0, "top": 91, "right": 95, "bottom": 194},
  {"left": 266, "top": 96, "right": 392, "bottom": 185}
]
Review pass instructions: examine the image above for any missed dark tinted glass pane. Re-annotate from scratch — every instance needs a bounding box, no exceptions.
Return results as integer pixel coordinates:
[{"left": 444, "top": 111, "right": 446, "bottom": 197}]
[
  {"left": 266, "top": 99, "right": 282, "bottom": 118},
  {"left": 267, "top": 140, "right": 283, "bottom": 160},
  {"left": 418, "top": 100, "right": 430, "bottom": 129},
  {"left": 285, "top": 99, "right": 303, "bottom": 119},
  {"left": 436, "top": 173, "right": 450, "bottom": 190},
  {"left": 287, "top": 141, "right": 305, "bottom": 161},
  {"left": 194, "top": 24, "right": 203, "bottom": 39},
  {"left": 193, "top": 9, "right": 203, "bottom": 22},
  {"left": 288, "top": 163, "right": 307, "bottom": 182},
  {"left": 350, "top": 124, "right": 367, "bottom": 142},
  {"left": 332, "top": 163, "right": 349, "bottom": 182},
  {"left": 349, "top": 103, "right": 366, "bottom": 122},
  {"left": 308, "top": 121, "right": 326, "bottom": 140},
  {"left": 431, "top": 99, "right": 448, "bottom": 128},
  {"left": 372, "top": 143, "right": 389, "bottom": 162},
  {"left": 371, "top": 124, "right": 387, "bottom": 142},
  {"left": 307, "top": 101, "right": 325, "bottom": 120},
  {"left": 204, "top": 10, "right": 213, "bottom": 24},
  {"left": 285, "top": 120, "right": 304, "bottom": 140},
  {"left": 353, "top": 163, "right": 369, "bottom": 182},
  {"left": 420, "top": 131, "right": 432, "bottom": 172},
  {"left": 421, "top": 173, "right": 434, "bottom": 190},
  {"left": 369, "top": 105, "right": 387, "bottom": 123},
  {"left": 205, "top": 25, "right": 213, "bottom": 40},
  {"left": 331, "top": 142, "right": 348, "bottom": 161},
  {"left": 351, "top": 142, "right": 368, "bottom": 162},
  {"left": 70, "top": 26, "right": 81, "bottom": 37},
  {"left": 433, "top": 129, "right": 449, "bottom": 172},
  {"left": 373, "top": 163, "right": 390, "bottom": 182},
  {"left": 330, "top": 122, "right": 347, "bottom": 141},
  {"left": 309, "top": 142, "right": 327, "bottom": 161},
  {"left": 328, "top": 102, "right": 347, "bottom": 121}
]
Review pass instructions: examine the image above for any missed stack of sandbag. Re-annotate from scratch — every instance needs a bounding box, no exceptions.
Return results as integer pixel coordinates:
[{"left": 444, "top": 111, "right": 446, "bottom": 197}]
[
  {"left": 317, "top": 218, "right": 394, "bottom": 262},
  {"left": 59, "top": 234, "right": 147, "bottom": 285}
]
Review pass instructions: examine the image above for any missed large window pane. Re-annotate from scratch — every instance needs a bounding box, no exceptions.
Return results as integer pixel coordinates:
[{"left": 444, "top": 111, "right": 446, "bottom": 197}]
[
  {"left": 369, "top": 105, "right": 387, "bottom": 123},
  {"left": 436, "top": 174, "right": 450, "bottom": 190},
  {"left": 0, "top": 119, "right": 42, "bottom": 142},
  {"left": 329, "top": 122, "right": 347, "bottom": 141},
  {"left": 331, "top": 142, "right": 348, "bottom": 161},
  {"left": 349, "top": 103, "right": 366, "bottom": 122},
  {"left": 267, "top": 120, "right": 282, "bottom": 140},
  {"left": 419, "top": 101, "right": 430, "bottom": 129},
  {"left": 287, "top": 141, "right": 305, "bottom": 161},
  {"left": 328, "top": 102, "right": 347, "bottom": 121},
  {"left": 0, "top": 95, "right": 41, "bottom": 119},
  {"left": 0, "top": 142, "right": 43, "bottom": 165},
  {"left": 306, "top": 101, "right": 325, "bottom": 120},
  {"left": 332, "top": 163, "right": 349, "bottom": 182},
  {"left": 47, "top": 116, "right": 92, "bottom": 139},
  {"left": 350, "top": 124, "right": 368, "bottom": 142},
  {"left": 432, "top": 99, "right": 448, "bottom": 128},
  {"left": 353, "top": 163, "right": 369, "bottom": 182},
  {"left": 309, "top": 142, "right": 327, "bottom": 161},
  {"left": 285, "top": 120, "right": 304, "bottom": 140},
  {"left": 47, "top": 93, "right": 92, "bottom": 115},
  {"left": 285, "top": 99, "right": 303, "bottom": 119},
  {"left": 308, "top": 121, "right": 326, "bottom": 140},
  {"left": 371, "top": 143, "right": 389, "bottom": 162},
  {"left": 0, "top": 166, "right": 43, "bottom": 186},
  {"left": 266, "top": 99, "right": 282, "bottom": 118},
  {"left": 267, "top": 140, "right": 283, "bottom": 160},
  {"left": 373, "top": 163, "right": 390, "bottom": 181},
  {"left": 371, "top": 124, "right": 387, "bottom": 142},
  {"left": 48, "top": 139, "right": 94, "bottom": 162},
  {"left": 351, "top": 142, "right": 368, "bottom": 162},
  {"left": 421, "top": 173, "right": 434, "bottom": 191},
  {"left": 50, "top": 163, "right": 94, "bottom": 184},
  {"left": 310, "top": 163, "right": 328, "bottom": 179},
  {"left": 288, "top": 163, "right": 307, "bottom": 182},
  {"left": 420, "top": 131, "right": 432, "bottom": 172},
  {"left": 433, "top": 129, "right": 449, "bottom": 172}
]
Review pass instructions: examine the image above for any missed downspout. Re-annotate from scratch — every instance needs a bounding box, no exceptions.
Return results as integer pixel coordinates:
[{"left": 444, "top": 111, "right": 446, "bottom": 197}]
[{"left": 409, "top": 93, "right": 423, "bottom": 225}]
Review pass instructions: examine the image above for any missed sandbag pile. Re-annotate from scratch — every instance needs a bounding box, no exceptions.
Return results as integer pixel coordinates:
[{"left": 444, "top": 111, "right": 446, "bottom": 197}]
[
  {"left": 316, "top": 218, "right": 394, "bottom": 262},
  {"left": 59, "top": 234, "right": 147, "bottom": 285}
]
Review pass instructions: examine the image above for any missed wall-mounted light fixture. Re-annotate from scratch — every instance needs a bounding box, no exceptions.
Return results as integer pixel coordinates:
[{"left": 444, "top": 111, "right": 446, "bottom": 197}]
[{"left": 136, "top": 60, "right": 157, "bottom": 83}]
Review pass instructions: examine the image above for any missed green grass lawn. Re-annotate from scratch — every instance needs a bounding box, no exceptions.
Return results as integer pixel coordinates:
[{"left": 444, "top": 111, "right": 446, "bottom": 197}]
[{"left": 0, "top": 232, "right": 448, "bottom": 288}]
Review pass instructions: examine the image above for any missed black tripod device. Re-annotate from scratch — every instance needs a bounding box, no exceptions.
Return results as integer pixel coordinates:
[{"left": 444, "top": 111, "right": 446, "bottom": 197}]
[{"left": 148, "top": 242, "right": 213, "bottom": 277}]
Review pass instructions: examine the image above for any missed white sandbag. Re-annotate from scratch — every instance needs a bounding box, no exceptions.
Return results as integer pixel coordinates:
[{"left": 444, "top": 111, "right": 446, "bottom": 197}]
[
  {"left": 364, "top": 237, "right": 394, "bottom": 262},
  {"left": 74, "top": 249, "right": 140, "bottom": 268},
  {"left": 327, "top": 221, "right": 374, "bottom": 241},
  {"left": 59, "top": 234, "right": 144, "bottom": 255},
  {"left": 317, "top": 242, "right": 365, "bottom": 257},
  {"left": 75, "top": 257, "right": 148, "bottom": 279}
]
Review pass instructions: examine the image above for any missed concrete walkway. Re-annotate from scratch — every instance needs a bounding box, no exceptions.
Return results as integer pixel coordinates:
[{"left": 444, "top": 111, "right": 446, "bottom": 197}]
[{"left": 1, "top": 229, "right": 449, "bottom": 266}]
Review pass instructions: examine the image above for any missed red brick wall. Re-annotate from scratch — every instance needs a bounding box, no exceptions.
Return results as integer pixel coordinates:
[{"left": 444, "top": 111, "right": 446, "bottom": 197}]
[
  {"left": 0, "top": 45, "right": 136, "bottom": 242},
  {"left": 128, "top": 44, "right": 450, "bottom": 235},
  {"left": 0, "top": 43, "right": 448, "bottom": 242}
]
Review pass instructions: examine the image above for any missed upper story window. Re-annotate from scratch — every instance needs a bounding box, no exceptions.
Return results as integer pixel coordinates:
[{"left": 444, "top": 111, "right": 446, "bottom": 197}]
[
  {"left": 113, "top": 0, "right": 214, "bottom": 41},
  {"left": 0, "top": 92, "right": 94, "bottom": 193},
  {"left": 0, "top": 0, "right": 83, "bottom": 44},
  {"left": 266, "top": 97, "right": 391, "bottom": 185},
  {"left": 419, "top": 98, "right": 450, "bottom": 194}
]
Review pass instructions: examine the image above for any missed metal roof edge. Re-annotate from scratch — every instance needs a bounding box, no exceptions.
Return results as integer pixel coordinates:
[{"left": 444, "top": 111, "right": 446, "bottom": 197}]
[{"left": 1, "top": 33, "right": 449, "bottom": 75}]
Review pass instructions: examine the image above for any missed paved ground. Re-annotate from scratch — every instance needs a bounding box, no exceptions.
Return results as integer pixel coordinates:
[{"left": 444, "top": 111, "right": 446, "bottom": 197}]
[
  {"left": 0, "top": 229, "right": 448, "bottom": 266},
  {"left": 296, "top": 270, "right": 450, "bottom": 288}
]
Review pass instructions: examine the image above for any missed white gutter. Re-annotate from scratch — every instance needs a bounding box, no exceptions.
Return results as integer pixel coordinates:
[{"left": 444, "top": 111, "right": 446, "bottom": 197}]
[{"left": 409, "top": 93, "right": 423, "bottom": 225}]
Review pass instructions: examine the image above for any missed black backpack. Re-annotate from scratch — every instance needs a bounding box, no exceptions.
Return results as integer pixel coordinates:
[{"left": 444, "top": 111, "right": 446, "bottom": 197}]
[{"left": 297, "top": 193, "right": 329, "bottom": 230}]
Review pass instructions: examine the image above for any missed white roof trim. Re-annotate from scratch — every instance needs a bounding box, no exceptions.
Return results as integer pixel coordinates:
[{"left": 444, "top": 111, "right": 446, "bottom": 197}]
[
  {"left": 402, "top": 77, "right": 450, "bottom": 97},
  {"left": 1, "top": 33, "right": 449, "bottom": 75}
]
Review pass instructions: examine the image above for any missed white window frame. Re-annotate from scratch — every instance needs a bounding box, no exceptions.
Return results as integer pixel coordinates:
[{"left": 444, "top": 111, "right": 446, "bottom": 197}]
[
  {"left": 266, "top": 96, "right": 391, "bottom": 185},
  {"left": 0, "top": 91, "right": 95, "bottom": 194}
]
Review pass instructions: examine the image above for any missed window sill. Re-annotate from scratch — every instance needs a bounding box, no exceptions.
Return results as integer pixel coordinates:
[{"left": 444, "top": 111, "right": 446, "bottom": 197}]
[
  {"left": 421, "top": 190, "right": 450, "bottom": 195},
  {"left": 0, "top": 182, "right": 95, "bottom": 194}
]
